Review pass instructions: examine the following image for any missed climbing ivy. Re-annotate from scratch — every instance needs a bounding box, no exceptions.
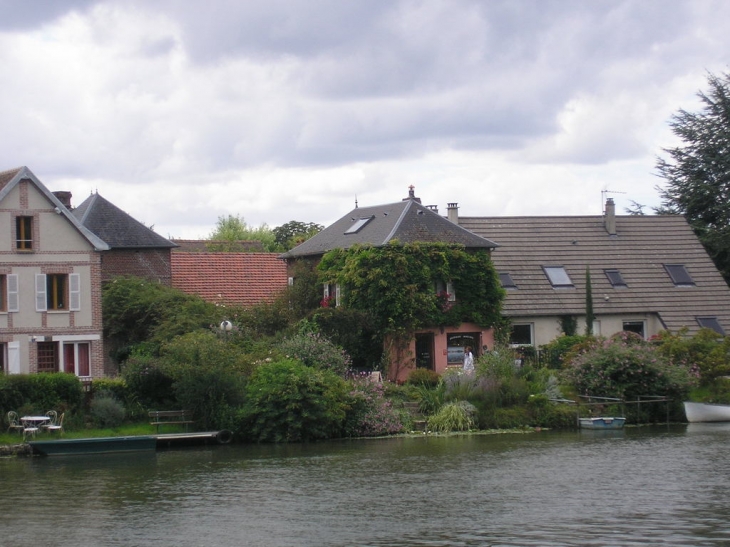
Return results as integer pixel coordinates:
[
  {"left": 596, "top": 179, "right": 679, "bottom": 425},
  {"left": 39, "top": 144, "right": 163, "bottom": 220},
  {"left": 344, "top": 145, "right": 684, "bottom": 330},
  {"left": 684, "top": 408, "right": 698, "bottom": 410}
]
[{"left": 317, "top": 242, "right": 505, "bottom": 335}]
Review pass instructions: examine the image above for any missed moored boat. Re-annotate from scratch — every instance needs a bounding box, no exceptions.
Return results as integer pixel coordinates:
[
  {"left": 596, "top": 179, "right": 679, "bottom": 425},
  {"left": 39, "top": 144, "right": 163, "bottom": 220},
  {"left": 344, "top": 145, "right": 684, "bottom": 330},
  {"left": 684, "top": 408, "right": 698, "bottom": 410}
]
[
  {"left": 29, "top": 435, "right": 157, "bottom": 456},
  {"left": 579, "top": 417, "right": 626, "bottom": 430},
  {"left": 683, "top": 401, "right": 730, "bottom": 423}
]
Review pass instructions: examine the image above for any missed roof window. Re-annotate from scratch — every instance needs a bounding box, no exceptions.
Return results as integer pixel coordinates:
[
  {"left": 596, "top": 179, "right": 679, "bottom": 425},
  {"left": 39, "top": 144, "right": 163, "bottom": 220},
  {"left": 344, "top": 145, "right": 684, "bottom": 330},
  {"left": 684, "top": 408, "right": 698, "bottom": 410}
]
[
  {"left": 344, "top": 216, "right": 374, "bottom": 234},
  {"left": 499, "top": 272, "right": 517, "bottom": 289},
  {"left": 697, "top": 317, "right": 725, "bottom": 335},
  {"left": 664, "top": 264, "right": 694, "bottom": 286},
  {"left": 543, "top": 266, "right": 574, "bottom": 288},
  {"left": 604, "top": 269, "right": 627, "bottom": 288}
]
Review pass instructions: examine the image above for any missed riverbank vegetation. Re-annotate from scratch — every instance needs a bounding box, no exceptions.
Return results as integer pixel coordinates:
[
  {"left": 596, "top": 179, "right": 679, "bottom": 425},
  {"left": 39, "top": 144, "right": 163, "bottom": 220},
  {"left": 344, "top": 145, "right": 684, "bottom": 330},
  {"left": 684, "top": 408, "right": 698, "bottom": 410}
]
[{"left": 3, "top": 276, "right": 729, "bottom": 445}]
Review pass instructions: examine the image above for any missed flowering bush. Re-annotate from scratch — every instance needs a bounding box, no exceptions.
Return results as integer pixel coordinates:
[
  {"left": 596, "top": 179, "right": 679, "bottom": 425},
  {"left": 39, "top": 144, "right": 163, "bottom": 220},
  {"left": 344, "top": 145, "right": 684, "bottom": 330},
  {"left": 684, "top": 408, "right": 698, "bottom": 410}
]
[
  {"left": 278, "top": 332, "right": 352, "bottom": 376},
  {"left": 563, "top": 333, "right": 696, "bottom": 401},
  {"left": 343, "top": 379, "right": 404, "bottom": 437}
]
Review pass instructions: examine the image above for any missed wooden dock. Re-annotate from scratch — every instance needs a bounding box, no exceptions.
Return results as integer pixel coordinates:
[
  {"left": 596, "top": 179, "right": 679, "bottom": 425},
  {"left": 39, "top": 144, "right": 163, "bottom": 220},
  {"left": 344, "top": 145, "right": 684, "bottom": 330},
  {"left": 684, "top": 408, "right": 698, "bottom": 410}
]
[{"left": 155, "top": 430, "right": 233, "bottom": 448}]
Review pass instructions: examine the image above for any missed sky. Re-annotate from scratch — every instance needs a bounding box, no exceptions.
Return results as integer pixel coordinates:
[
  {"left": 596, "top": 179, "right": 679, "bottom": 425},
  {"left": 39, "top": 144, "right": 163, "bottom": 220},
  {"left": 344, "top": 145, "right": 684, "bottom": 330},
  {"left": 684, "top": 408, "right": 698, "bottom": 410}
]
[{"left": 1, "top": 0, "right": 729, "bottom": 240}]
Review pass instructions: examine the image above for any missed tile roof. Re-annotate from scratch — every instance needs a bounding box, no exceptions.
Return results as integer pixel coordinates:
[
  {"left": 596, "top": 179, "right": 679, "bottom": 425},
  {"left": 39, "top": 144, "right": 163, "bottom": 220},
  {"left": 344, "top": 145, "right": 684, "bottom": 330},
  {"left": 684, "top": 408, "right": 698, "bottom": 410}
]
[
  {"left": 460, "top": 213, "right": 730, "bottom": 335},
  {"left": 280, "top": 198, "right": 498, "bottom": 259},
  {"left": 171, "top": 252, "right": 288, "bottom": 307},
  {"left": 172, "top": 239, "right": 266, "bottom": 252},
  {"left": 72, "top": 193, "right": 177, "bottom": 249}
]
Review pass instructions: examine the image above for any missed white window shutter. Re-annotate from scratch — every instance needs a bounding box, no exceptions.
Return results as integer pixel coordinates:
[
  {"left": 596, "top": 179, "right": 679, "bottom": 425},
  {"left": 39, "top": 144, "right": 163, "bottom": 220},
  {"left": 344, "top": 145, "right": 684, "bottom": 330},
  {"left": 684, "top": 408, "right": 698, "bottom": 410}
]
[
  {"left": 8, "top": 341, "right": 20, "bottom": 374},
  {"left": 69, "top": 273, "right": 81, "bottom": 311},
  {"left": 35, "top": 273, "right": 47, "bottom": 312},
  {"left": 323, "top": 284, "right": 330, "bottom": 298},
  {"left": 7, "top": 274, "right": 19, "bottom": 312},
  {"left": 446, "top": 281, "right": 456, "bottom": 302},
  {"left": 335, "top": 284, "right": 341, "bottom": 307}
]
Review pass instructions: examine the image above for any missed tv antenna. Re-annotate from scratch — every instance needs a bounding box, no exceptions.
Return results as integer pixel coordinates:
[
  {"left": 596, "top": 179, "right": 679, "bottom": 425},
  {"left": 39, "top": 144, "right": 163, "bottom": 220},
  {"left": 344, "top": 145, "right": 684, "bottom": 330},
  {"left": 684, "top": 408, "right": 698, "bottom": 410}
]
[{"left": 601, "top": 189, "right": 626, "bottom": 215}]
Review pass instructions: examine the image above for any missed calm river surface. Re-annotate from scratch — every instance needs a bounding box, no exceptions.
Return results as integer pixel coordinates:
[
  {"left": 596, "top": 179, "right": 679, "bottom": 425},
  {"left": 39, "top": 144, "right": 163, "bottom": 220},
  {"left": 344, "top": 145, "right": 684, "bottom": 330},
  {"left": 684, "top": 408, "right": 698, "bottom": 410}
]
[{"left": 2, "top": 424, "right": 730, "bottom": 546}]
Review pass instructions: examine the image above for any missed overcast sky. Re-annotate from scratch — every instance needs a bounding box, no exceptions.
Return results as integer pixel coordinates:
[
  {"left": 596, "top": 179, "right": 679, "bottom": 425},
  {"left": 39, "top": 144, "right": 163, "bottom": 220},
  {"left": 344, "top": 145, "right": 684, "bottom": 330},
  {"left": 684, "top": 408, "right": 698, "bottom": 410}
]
[{"left": 1, "top": 0, "right": 728, "bottom": 239}]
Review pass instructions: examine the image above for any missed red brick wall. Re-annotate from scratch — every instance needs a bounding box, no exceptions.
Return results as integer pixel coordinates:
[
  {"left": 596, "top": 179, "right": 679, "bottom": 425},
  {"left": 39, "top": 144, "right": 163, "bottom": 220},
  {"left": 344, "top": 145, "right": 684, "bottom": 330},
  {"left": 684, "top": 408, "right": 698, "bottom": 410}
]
[{"left": 100, "top": 249, "right": 173, "bottom": 285}]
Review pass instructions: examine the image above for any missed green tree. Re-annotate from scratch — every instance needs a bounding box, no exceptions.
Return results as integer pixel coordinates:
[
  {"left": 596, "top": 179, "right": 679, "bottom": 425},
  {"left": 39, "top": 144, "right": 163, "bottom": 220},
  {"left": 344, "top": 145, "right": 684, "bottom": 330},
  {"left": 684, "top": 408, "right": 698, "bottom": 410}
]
[
  {"left": 273, "top": 220, "right": 323, "bottom": 250},
  {"left": 208, "top": 214, "right": 280, "bottom": 252},
  {"left": 656, "top": 71, "right": 730, "bottom": 284},
  {"left": 584, "top": 266, "right": 594, "bottom": 336}
]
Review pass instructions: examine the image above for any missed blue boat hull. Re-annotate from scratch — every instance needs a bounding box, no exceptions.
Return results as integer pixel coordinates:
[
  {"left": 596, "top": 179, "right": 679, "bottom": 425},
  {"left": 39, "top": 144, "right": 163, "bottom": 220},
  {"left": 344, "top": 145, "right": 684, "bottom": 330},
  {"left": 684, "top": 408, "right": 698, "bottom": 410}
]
[
  {"left": 29, "top": 436, "right": 157, "bottom": 456},
  {"left": 579, "top": 417, "right": 626, "bottom": 430}
]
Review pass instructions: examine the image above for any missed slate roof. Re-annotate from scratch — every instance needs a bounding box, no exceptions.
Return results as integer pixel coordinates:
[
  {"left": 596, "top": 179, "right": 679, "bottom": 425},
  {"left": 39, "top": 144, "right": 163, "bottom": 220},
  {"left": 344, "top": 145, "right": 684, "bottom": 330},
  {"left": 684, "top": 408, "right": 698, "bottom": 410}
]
[
  {"left": 171, "top": 252, "right": 288, "bottom": 307},
  {"left": 280, "top": 198, "right": 498, "bottom": 259},
  {"left": 460, "top": 213, "right": 730, "bottom": 335},
  {"left": 72, "top": 193, "right": 177, "bottom": 249},
  {"left": 0, "top": 166, "right": 109, "bottom": 251}
]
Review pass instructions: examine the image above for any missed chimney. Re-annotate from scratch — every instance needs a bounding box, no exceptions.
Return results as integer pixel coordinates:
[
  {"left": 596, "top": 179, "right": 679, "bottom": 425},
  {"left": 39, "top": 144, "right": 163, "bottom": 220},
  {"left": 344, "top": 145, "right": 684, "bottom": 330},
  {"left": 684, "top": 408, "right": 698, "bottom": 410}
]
[
  {"left": 53, "top": 191, "right": 72, "bottom": 210},
  {"left": 604, "top": 198, "right": 616, "bottom": 236},
  {"left": 403, "top": 185, "right": 422, "bottom": 203},
  {"left": 447, "top": 203, "right": 459, "bottom": 225}
]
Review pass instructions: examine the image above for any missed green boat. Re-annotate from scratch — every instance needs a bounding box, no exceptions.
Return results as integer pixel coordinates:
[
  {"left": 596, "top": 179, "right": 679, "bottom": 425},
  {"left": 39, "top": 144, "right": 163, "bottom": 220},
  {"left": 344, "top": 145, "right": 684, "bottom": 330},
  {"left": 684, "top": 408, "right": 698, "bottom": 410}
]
[{"left": 29, "top": 435, "right": 157, "bottom": 456}]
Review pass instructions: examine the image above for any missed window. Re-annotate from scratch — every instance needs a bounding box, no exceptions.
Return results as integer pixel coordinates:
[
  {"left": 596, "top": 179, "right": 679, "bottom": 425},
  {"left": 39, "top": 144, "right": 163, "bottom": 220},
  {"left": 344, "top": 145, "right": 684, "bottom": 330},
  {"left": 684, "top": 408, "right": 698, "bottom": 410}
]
[
  {"left": 63, "top": 342, "right": 91, "bottom": 376},
  {"left": 697, "top": 317, "right": 725, "bottom": 335},
  {"left": 323, "top": 283, "right": 340, "bottom": 307},
  {"left": 510, "top": 324, "right": 533, "bottom": 346},
  {"left": 665, "top": 264, "right": 694, "bottom": 286},
  {"left": 499, "top": 272, "right": 517, "bottom": 289},
  {"left": 605, "top": 269, "right": 627, "bottom": 288},
  {"left": 15, "top": 216, "right": 33, "bottom": 250},
  {"left": 37, "top": 342, "right": 58, "bottom": 373},
  {"left": 622, "top": 321, "right": 645, "bottom": 339},
  {"left": 35, "top": 273, "right": 81, "bottom": 312},
  {"left": 543, "top": 266, "right": 574, "bottom": 288},
  {"left": 435, "top": 280, "right": 456, "bottom": 301},
  {"left": 344, "top": 216, "right": 374, "bottom": 234},
  {"left": 446, "top": 332, "right": 480, "bottom": 364}
]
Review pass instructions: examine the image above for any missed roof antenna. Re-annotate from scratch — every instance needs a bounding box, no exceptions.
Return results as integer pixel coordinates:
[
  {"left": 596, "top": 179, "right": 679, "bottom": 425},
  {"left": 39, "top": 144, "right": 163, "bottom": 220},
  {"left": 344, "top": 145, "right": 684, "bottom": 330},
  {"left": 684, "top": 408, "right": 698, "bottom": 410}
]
[{"left": 601, "top": 188, "right": 625, "bottom": 214}]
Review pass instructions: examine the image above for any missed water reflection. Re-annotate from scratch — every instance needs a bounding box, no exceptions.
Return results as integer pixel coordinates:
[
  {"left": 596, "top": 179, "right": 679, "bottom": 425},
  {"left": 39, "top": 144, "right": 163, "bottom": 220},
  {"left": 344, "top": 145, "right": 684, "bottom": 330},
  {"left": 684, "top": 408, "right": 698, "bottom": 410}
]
[{"left": 2, "top": 426, "right": 730, "bottom": 546}]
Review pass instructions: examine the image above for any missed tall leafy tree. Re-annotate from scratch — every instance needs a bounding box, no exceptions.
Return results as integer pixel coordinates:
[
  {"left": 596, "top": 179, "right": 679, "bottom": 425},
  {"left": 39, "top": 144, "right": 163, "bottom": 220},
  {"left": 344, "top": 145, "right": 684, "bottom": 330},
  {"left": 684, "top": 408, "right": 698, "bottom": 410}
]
[
  {"left": 273, "top": 220, "right": 323, "bottom": 250},
  {"left": 208, "top": 214, "right": 279, "bottom": 251},
  {"left": 655, "top": 71, "right": 730, "bottom": 284}
]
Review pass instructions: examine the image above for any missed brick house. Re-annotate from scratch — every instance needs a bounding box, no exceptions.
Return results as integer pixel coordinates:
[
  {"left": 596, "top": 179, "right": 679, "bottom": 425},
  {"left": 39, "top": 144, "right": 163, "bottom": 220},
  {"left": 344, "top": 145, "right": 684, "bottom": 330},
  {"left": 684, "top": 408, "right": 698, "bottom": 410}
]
[
  {"left": 72, "top": 192, "right": 177, "bottom": 285},
  {"left": 280, "top": 187, "right": 502, "bottom": 382},
  {"left": 0, "top": 167, "right": 108, "bottom": 378}
]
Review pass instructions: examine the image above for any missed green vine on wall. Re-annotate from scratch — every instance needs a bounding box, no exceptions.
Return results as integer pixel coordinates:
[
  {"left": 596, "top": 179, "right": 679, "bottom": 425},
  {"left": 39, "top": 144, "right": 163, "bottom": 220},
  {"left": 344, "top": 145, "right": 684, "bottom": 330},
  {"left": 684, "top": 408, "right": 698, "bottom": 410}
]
[{"left": 317, "top": 242, "right": 505, "bottom": 336}]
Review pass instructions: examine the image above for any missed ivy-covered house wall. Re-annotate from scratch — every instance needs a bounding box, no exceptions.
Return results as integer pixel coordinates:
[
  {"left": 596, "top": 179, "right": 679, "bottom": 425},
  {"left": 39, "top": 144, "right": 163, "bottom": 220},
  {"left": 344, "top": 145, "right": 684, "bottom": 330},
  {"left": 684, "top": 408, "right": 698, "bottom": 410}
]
[{"left": 318, "top": 242, "right": 505, "bottom": 381}]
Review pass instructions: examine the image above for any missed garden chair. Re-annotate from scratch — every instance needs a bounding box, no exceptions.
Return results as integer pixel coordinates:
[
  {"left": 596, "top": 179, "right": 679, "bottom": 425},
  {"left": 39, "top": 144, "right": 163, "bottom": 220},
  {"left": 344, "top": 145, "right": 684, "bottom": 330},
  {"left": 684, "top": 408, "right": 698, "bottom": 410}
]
[
  {"left": 22, "top": 422, "right": 39, "bottom": 441},
  {"left": 42, "top": 410, "right": 58, "bottom": 430},
  {"left": 6, "top": 411, "right": 24, "bottom": 434},
  {"left": 45, "top": 413, "right": 65, "bottom": 435}
]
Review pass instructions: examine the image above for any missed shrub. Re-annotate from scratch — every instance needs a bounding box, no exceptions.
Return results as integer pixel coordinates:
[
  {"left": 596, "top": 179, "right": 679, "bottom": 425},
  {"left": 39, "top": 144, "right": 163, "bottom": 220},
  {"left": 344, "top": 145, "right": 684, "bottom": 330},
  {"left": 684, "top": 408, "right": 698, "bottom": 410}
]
[
  {"left": 278, "top": 332, "right": 352, "bottom": 376},
  {"left": 120, "top": 355, "right": 175, "bottom": 409},
  {"left": 406, "top": 368, "right": 441, "bottom": 387},
  {"left": 90, "top": 395, "right": 126, "bottom": 428},
  {"left": 343, "top": 379, "right": 404, "bottom": 437},
  {"left": 539, "top": 335, "right": 590, "bottom": 369},
  {"left": 563, "top": 333, "right": 696, "bottom": 402},
  {"left": 242, "top": 359, "right": 349, "bottom": 442},
  {"left": 0, "top": 373, "right": 84, "bottom": 419},
  {"left": 428, "top": 401, "right": 477, "bottom": 432}
]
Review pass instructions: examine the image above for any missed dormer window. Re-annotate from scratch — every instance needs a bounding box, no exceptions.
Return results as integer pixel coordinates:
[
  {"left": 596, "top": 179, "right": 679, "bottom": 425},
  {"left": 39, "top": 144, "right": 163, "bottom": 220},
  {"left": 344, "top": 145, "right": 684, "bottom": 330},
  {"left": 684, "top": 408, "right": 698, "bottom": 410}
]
[
  {"left": 664, "top": 264, "right": 694, "bottom": 286},
  {"left": 697, "top": 317, "right": 725, "bottom": 335},
  {"left": 344, "top": 216, "right": 374, "bottom": 234},
  {"left": 543, "top": 266, "right": 574, "bottom": 288},
  {"left": 499, "top": 272, "right": 517, "bottom": 290},
  {"left": 605, "top": 269, "right": 627, "bottom": 288}
]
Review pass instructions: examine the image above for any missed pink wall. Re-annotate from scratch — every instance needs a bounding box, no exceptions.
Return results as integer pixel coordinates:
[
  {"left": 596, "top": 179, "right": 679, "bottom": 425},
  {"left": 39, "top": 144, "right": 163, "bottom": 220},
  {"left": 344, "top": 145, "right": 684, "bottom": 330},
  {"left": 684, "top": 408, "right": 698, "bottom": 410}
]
[{"left": 387, "top": 323, "right": 495, "bottom": 383}]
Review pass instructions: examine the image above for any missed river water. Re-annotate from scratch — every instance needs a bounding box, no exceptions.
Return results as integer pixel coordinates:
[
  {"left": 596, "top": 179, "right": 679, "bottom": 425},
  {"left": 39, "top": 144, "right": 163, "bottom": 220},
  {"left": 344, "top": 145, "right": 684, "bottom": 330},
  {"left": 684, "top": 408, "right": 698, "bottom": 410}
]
[{"left": 1, "top": 424, "right": 729, "bottom": 546}]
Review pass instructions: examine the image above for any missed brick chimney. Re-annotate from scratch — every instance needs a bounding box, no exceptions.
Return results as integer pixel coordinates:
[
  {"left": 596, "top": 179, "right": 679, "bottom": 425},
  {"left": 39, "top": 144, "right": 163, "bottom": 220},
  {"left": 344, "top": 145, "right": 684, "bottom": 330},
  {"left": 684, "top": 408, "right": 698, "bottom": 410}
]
[
  {"left": 53, "top": 191, "right": 72, "bottom": 210},
  {"left": 604, "top": 198, "right": 616, "bottom": 236},
  {"left": 447, "top": 203, "right": 459, "bottom": 225}
]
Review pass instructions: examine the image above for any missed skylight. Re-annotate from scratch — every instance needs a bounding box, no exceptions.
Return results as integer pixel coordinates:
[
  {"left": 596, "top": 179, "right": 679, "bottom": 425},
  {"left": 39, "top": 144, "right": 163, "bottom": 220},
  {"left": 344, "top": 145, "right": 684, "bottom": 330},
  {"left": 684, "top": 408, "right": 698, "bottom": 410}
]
[
  {"left": 543, "top": 266, "right": 574, "bottom": 288},
  {"left": 697, "top": 317, "right": 725, "bottom": 335},
  {"left": 344, "top": 216, "right": 374, "bottom": 234},
  {"left": 664, "top": 264, "right": 695, "bottom": 286},
  {"left": 499, "top": 272, "right": 517, "bottom": 289},
  {"left": 604, "top": 269, "right": 627, "bottom": 288}
]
